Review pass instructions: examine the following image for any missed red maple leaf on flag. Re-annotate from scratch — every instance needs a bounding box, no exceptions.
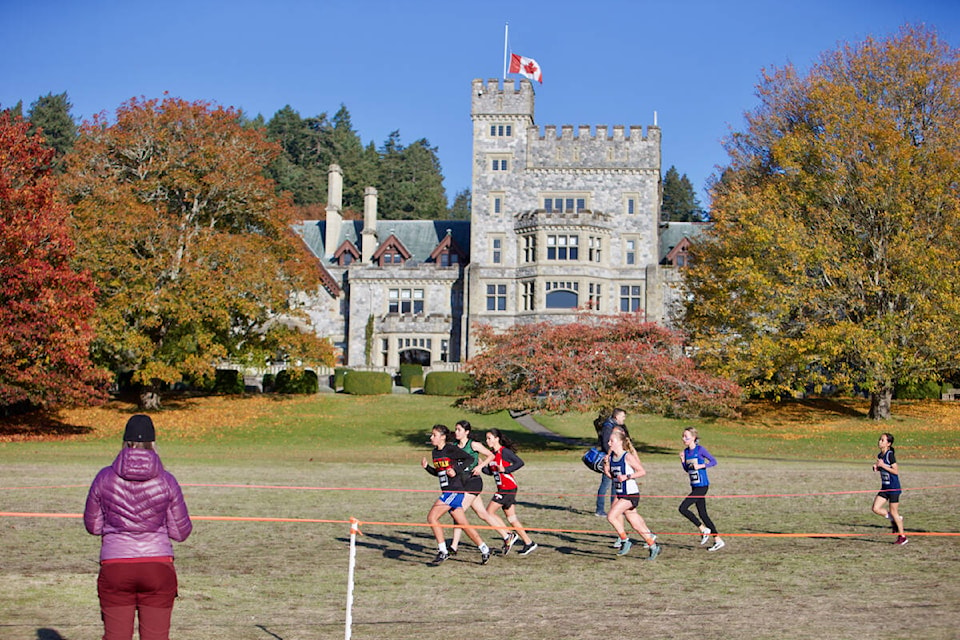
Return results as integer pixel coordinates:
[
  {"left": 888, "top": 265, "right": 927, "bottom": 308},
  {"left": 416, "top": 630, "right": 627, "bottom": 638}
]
[{"left": 523, "top": 60, "right": 539, "bottom": 76}]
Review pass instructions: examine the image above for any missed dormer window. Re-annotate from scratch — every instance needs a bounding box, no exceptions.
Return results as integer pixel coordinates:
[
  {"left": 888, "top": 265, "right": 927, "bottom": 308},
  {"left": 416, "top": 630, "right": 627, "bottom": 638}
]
[
  {"left": 372, "top": 234, "right": 412, "bottom": 267},
  {"left": 333, "top": 240, "right": 360, "bottom": 266},
  {"left": 380, "top": 250, "right": 404, "bottom": 266}
]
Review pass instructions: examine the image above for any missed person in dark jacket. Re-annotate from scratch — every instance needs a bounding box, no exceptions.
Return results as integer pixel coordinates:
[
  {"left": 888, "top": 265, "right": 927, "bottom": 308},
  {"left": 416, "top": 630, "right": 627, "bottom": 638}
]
[
  {"left": 595, "top": 408, "right": 626, "bottom": 517},
  {"left": 84, "top": 414, "right": 192, "bottom": 640}
]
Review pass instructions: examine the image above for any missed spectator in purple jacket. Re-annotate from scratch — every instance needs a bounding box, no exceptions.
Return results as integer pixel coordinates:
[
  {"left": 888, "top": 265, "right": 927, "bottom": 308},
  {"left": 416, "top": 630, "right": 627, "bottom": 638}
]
[{"left": 84, "top": 414, "right": 192, "bottom": 640}]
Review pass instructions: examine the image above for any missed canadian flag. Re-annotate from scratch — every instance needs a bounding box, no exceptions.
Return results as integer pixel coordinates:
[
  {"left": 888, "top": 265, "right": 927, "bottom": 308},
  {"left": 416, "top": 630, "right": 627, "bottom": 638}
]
[{"left": 509, "top": 53, "right": 543, "bottom": 83}]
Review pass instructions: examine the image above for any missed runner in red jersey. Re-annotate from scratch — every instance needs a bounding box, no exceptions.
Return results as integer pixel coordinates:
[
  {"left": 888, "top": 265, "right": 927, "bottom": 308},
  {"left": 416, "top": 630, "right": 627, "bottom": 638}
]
[{"left": 481, "top": 429, "right": 538, "bottom": 556}]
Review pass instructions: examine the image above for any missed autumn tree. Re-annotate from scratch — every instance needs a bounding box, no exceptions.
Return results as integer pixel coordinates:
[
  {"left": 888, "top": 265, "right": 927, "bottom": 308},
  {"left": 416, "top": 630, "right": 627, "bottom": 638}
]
[
  {"left": 0, "top": 116, "right": 108, "bottom": 410},
  {"left": 62, "top": 96, "right": 335, "bottom": 409},
  {"left": 461, "top": 315, "right": 740, "bottom": 418},
  {"left": 684, "top": 26, "right": 960, "bottom": 419}
]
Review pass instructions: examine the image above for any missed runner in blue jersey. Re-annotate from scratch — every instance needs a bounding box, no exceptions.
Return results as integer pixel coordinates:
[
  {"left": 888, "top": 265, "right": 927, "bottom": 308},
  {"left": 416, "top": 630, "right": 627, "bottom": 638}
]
[
  {"left": 421, "top": 424, "right": 492, "bottom": 565},
  {"left": 603, "top": 426, "right": 660, "bottom": 560},
  {"left": 679, "top": 427, "right": 725, "bottom": 551},
  {"left": 871, "top": 432, "right": 907, "bottom": 545}
]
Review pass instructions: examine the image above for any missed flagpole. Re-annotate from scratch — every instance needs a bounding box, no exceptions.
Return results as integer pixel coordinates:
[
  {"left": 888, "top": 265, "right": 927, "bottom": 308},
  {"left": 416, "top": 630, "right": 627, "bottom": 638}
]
[{"left": 503, "top": 22, "right": 509, "bottom": 80}]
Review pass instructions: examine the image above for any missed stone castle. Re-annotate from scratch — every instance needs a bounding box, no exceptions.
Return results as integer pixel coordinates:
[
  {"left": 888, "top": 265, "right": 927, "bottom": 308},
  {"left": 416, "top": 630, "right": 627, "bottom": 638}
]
[{"left": 294, "top": 78, "right": 704, "bottom": 369}]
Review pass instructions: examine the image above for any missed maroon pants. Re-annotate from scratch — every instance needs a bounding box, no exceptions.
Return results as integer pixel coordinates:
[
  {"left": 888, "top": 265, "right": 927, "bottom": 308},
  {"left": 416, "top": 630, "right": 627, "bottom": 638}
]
[{"left": 97, "top": 561, "right": 178, "bottom": 640}]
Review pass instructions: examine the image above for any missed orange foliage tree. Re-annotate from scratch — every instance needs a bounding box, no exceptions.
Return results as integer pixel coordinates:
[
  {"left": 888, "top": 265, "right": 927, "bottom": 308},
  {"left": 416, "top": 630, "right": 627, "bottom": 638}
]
[
  {"left": 0, "top": 115, "right": 109, "bottom": 409},
  {"left": 685, "top": 26, "right": 960, "bottom": 419},
  {"left": 61, "top": 96, "right": 335, "bottom": 408},
  {"left": 461, "top": 315, "right": 741, "bottom": 418}
]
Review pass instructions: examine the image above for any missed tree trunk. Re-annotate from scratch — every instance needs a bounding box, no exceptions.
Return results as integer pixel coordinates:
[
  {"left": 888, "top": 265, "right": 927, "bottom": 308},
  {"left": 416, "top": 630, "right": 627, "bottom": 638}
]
[
  {"left": 868, "top": 388, "right": 892, "bottom": 420},
  {"left": 139, "top": 389, "right": 162, "bottom": 411}
]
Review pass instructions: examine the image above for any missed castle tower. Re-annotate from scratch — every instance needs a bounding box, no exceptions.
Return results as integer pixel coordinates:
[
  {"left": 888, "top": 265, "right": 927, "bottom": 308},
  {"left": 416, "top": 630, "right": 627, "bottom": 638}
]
[{"left": 465, "top": 78, "right": 663, "bottom": 357}]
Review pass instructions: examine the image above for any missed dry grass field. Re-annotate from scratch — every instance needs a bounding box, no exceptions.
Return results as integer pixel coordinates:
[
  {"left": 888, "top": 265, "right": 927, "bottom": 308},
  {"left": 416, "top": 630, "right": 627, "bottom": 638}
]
[{"left": 1, "top": 395, "right": 958, "bottom": 640}]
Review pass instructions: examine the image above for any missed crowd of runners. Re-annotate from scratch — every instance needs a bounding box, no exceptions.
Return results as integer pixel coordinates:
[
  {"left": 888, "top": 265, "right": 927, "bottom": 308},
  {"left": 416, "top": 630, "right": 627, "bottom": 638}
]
[{"left": 420, "top": 409, "right": 907, "bottom": 565}]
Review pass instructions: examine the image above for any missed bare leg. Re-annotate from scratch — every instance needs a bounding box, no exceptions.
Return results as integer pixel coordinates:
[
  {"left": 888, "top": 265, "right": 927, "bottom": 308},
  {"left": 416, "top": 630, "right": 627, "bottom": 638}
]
[
  {"left": 427, "top": 501, "right": 451, "bottom": 545},
  {"left": 451, "top": 493, "right": 476, "bottom": 549},
  {"left": 624, "top": 509, "right": 657, "bottom": 546},
  {"left": 504, "top": 505, "right": 533, "bottom": 545}
]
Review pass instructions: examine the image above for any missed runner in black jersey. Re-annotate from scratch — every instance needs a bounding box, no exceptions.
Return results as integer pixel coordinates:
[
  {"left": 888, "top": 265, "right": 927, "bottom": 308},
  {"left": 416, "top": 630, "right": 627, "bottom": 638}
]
[
  {"left": 871, "top": 432, "right": 907, "bottom": 545},
  {"left": 450, "top": 420, "right": 514, "bottom": 556},
  {"left": 421, "top": 424, "right": 491, "bottom": 565}
]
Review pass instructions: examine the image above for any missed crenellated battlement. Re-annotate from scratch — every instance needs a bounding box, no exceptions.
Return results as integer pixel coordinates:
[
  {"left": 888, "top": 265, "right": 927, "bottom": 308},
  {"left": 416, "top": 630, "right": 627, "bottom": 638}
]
[
  {"left": 538, "top": 124, "right": 658, "bottom": 142},
  {"left": 527, "top": 122, "right": 659, "bottom": 170},
  {"left": 471, "top": 78, "right": 535, "bottom": 119}
]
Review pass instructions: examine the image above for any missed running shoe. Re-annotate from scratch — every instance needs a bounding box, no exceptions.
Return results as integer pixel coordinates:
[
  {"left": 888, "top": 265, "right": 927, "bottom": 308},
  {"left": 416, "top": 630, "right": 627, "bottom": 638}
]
[
  {"left": 447, "top": 546, "right": 458, "bottom": 556},
  {"left": 643, "top": 534, "right": 658, "bottom": 549},
  {"left": 595, "top": 511, "right": 608, "bottom": 517},
  {"left": 480, "top": 550, "right": 491, "bottom": 564},
  {"left": 612, "top": 537, "right": 623, "bottom": 549},
  {"left": 501, "top": 533, "right": 519, "bottom": 556},
  {"left": 700, "top": 529, "right": 711, "bottom": 545},
  {"left": 708, "top": 539, "right": 725, "bottom": 552},
  {"left": 519, "top": 542, "right": 538, "bottom": 556},
  {"left": 895, "top": 536, "right": 908, "bottom": 546},
  {"left": 429, "top": 551, "right": 449, "bottom": 565},
  {"left": 647, "top": 543, "right": 662, "bottom": 560},
  {"left": 617, "top": 538, "right": 633, "bottom": 556}
]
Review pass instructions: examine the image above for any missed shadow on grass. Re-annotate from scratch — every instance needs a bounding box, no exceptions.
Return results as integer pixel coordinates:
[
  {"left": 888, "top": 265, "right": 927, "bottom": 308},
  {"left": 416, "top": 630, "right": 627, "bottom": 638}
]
[
  {"left": 390, "top": 428, "right": 673, "bottom": 456},
  {"left": 36, "top": 630, "right": 65, "bottom": 640},
  {"left": 0, "top": 414, "right": 94, "bottom": 438},
  {"left": 390, "top": 428, "right": 586, "bottom": 453}
]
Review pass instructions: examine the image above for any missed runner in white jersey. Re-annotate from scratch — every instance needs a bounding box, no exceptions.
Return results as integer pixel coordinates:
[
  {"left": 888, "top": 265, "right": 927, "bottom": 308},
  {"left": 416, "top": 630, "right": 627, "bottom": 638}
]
[{"left": 603, "top": 426, "right": 660, "bottom": 560}]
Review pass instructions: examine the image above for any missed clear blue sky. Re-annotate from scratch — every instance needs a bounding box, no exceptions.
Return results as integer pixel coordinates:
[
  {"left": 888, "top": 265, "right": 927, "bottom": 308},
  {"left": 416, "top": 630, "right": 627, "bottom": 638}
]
[{"left": 3, "top": 0, "right": 958, "bottom": 207}]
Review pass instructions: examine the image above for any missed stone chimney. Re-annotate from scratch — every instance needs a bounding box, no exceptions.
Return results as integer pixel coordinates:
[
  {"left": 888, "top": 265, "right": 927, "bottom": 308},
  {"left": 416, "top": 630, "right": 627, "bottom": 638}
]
[
  {"left": 361, "top": 186, "right": 379, "bottom": 263},
  {"left": 324, "top": 164, "right": 343, "bottom": 259}
]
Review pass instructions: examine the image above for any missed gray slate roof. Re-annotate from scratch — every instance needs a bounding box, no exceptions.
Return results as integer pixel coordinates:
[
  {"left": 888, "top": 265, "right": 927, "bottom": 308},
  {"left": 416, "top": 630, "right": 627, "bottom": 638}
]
[{"left": 295, "top": 219, "right": 471, "bottom": 264}]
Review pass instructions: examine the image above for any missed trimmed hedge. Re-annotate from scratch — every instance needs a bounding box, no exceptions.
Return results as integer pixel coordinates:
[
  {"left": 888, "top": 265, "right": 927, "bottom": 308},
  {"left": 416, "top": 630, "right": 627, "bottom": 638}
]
[
  {"left": 275, "top": 369, "right": 319, "bottom": 394},
  {"left": 342, "top": 370, "right": 393, "bottom": 395},
  {"left": 423, "top": 371, "right": 472, "bottom": 396},
  {"left": 333, "top": 367, "right": 352, "bottom": 391},
  {"left": 213, "top": 369, "right": 245, "bottom": 394},
  {"left": 399, "top": 364, "right": 424, "bottom": 390}
]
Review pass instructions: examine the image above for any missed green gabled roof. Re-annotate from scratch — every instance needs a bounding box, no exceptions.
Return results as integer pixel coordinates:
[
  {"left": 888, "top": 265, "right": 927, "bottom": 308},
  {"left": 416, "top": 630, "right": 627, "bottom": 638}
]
[{"left": 658, "top": 221, "right": 711, "bottom": 262}]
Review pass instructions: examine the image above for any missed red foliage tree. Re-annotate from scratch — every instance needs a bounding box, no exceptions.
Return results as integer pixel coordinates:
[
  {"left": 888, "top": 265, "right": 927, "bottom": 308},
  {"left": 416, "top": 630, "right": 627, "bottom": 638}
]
[
  {"left": 462, "top": 314, "right": 741, "bottom": 418},
  {"left": 0, "top": 116, "right": 109, "bottom": 409}
]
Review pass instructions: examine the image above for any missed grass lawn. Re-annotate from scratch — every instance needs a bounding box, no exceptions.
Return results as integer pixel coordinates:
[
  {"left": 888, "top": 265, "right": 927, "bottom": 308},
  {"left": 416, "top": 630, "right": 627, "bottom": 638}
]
[{"left": 1, "top": 394, "right": 958, "bottom": 640}]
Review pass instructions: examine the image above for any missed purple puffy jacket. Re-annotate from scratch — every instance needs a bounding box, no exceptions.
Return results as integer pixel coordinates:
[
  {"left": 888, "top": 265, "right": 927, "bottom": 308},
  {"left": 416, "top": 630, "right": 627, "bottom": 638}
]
[{"left": 84, "top": 447, "right": 192, "bottom": 561}]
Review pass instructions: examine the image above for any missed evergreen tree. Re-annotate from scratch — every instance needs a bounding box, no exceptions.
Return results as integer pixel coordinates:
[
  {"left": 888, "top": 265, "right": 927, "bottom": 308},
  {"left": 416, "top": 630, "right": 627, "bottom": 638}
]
[
  {"left": 264, "top": 105, "right": 326, "bottom": 204},
  {"left": 377, "top": 131, "right": 447, "bottom": 219},
  {"left": 661, "top": 165, "right": 703, "bottom": 221},
  {"left": 2, "top": 101, "right": 24, "bottom": 121},
  {"left": 27, "top": 92, "right": 77, "bottom": 171},
  {"left": 330, "top": 105, "right": 371, "bottom": 210},
  {"left": 449, "top": 188, "right": 471, "bottom": 219}
]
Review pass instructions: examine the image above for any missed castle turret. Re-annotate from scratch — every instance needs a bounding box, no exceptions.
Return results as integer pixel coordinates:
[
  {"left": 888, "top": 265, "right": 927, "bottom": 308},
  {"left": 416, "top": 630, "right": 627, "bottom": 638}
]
[
  {"left": 324, "top": 164, "right": 343, "bottom": 259},
  {"left": 361, "top": 186, "right": 378, "bottom": 263}
]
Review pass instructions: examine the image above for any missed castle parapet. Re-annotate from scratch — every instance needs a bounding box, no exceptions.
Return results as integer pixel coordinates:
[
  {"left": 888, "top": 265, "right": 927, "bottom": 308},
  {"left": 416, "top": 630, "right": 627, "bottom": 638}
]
[
  {"left": 528, "top": 121, "right": 660, "bottom": 170},
  {"left": 471, "top": 78, "right": 535, "bottom": 119}
]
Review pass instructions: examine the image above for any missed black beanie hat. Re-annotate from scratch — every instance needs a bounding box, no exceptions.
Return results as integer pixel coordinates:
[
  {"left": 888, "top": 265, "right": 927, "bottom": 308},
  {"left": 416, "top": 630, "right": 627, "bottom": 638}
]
[{"left": 123, "top": 414, "right": 156, "bottom": 442}]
